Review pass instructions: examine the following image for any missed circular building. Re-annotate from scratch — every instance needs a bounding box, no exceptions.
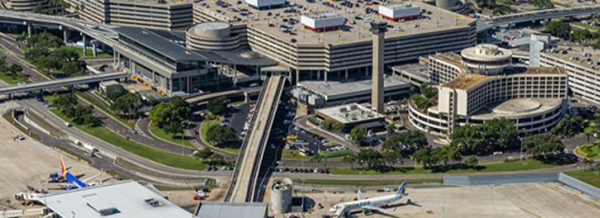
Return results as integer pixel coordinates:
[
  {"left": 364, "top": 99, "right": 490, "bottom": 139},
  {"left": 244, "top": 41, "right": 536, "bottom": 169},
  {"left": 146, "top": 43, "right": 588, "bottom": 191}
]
[
  {"left": 270, "top": 178, "right": 292, "bottom": 214},
  {"left": 460, "top": 44, "right": 512, "bottom": 75},
  {"left": 186, "top": 22, "right": 243, "bottom": 51}
]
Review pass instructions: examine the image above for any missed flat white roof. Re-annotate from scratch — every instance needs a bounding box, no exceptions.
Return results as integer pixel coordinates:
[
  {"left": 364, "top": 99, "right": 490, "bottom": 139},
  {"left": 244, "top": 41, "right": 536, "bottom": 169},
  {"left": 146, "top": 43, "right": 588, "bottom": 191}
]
[
  {"left": 42, "top": 180, "right": 193, "bottom": 218},
  {"left": 316, "top": 103, "right": 384, "bottom": 124}
]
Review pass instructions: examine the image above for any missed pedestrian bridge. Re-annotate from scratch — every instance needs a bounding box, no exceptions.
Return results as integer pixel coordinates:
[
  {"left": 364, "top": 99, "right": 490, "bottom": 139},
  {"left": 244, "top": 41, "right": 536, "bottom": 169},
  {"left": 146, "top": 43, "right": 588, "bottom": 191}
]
[{"left": 0, "top": 72, "right": 128, "bottom": 96}]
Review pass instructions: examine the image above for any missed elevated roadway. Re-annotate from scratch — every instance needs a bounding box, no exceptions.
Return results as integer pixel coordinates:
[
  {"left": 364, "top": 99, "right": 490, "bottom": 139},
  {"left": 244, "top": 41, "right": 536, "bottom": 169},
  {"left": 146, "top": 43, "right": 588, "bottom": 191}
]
[
  {"left": 488, "top": 5, "right": 600, "bottom": 26},
  {"left": 0, "top": 72, "right": 128, "bottom": 96},
  {"left": 185, "top": 87, "right": 261, "bottom": 104},
  {"left": 225, "top": 75, "right": 284, "bottom": 202}
]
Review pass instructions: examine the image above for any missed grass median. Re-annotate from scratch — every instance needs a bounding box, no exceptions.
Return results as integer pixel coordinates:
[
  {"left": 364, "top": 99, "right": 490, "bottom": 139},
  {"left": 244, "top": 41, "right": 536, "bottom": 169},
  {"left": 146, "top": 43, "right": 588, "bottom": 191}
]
[
  {"left": 76, "top": 92, "right": 136, "bottom": 129},
  {"left": 564, "top": 170, "right": 600, "bottom": 189},
  {"left": 293, "top": 178, "right": 443, "bottom": 186},
  {"left": 148, "top": 122, "right": 194, "bottom": 147},
  {"left": 62, "top": 45, "right": 112, "bottom": 58},
  {"left": 329, "top": 159, "right": 563, "bottom": 175},
  {"left": 577, "top": 144, "right": 600, "bottom": 160},
  {"left": 49, "top": 108, "right": 206, "bottom": 171},
  {"left": 0, "top": 73, "right": 30, "bottom": 85}
]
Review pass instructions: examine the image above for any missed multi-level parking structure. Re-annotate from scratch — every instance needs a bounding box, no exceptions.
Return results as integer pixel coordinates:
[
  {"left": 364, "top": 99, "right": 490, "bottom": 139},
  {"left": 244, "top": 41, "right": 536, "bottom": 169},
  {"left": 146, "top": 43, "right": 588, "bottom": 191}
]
[
  {"left": 79, "top": 0, "right": 194, "bottom": 31},
  {"left": 540, "top": 45, "right": 600, "bottom": 106},
  {"left": 408, "top": 44, "right": 568, "bottom": 136},
  {"left": 193, "top": 1, "right": 476, "bottom": 81}
]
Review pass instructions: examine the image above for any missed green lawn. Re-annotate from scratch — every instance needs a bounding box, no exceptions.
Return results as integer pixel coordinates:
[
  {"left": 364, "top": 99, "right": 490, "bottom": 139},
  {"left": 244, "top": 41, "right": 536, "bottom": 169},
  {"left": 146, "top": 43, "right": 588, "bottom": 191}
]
[
  {"left": 577, "top": 144, "right": 600, "bottom": 160},
  {"left": 570, "top": 22, "right": 599, "bottom": 31},
  {"left": 199, "top": 118, "right": 240, "bottom": 154},
  {"left": 50, "top": 108, "right": 206, "bottom": 170},
  {"left": 148, "top": 122, "right": 194, "bottom": 147},
  {"left": 76, "top": 92, "right": 136, "bottom": 129},
  {"left": 293, "top": 178, "right": 443, "bottom": 186},
  {"left": 329, "top": 159, "right": 563, "bottom": 175},
  {"left": 62, "top": 45, "right": 112, "bottom": 58},
  {"left": 0, "top": 73, "right": 30, "bottom": 84},
  {"left": 565, "top": 170, "right": 600, "bottom": 189}
]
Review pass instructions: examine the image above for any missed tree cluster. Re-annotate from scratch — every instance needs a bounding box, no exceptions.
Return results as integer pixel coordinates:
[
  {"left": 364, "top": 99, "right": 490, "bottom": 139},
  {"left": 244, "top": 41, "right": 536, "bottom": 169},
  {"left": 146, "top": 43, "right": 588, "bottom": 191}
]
[
  {"left": 551, "top": 115, "right": 585, "bottom": 138},
  {"left": 522, "top": 133, "right": 565, "bottom": 160},
  {"left": 450, "top": 118, "right": 521, "bottom": 155},
  {"left": 0, "top": 56, "right": 27, "bottom": 81},
  {"left": 529, "top": 0, "right": 554, "bottom": 9},
  {"left": 52, "top": 93, "right": 100, "bottom": 127},
  {"left": 382, "top": 130, "right": 428, "bottom": 156},
  {"left": 205, "top": 124, "right": 238, "bottom": 147},
  {"left": 411, "top": 94, "right": 430, "bottom": 111},
  {"left": 322, "top": 118, "right": 345, "bottom": 132},
  {"left": 349, "top": 126, "right": 367, "bottom": 144},
  {"left": 207, "top": 96, "right": 229, "bottom": 115},
  {"left": 413, "top": 146, "right": 463, "bottom": 169},
  {"left": 111, "top": 92, "right": 144, "bottom": 119},
  {"left": 149, "top": 97, "right": 192, "bottom": 136},
  {"left": 24, "top": 33, "right": 85, "bottom": 77},
  {"left": 194, "top": 148, "right": 227, "bottom": 166}
]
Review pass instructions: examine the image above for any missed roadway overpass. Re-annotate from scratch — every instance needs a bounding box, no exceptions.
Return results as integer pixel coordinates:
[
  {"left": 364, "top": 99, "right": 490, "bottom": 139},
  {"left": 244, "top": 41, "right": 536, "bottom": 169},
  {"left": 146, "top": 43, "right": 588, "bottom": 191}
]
[
  {"left": 488, "top": 5, "right": 600, "bottom": 26},
  {"left": 225, "top": 75, "right": 284, "bottom": 202},
  {"left": 185, "top": 87, "right": 261, "bottom": 104},
  {"left": 0, "top": 72, "right": 128, "bottom": 96}
]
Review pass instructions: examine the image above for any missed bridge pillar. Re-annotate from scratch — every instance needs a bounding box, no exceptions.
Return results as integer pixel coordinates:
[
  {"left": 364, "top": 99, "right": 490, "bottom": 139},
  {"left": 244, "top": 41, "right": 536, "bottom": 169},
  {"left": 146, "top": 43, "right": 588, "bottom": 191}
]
[
  {"left": 26, "top": 23, "right": 32, "bottom": 38},
  {"left": 345, "top": 69, "right": 349, "bottom": 80},
  {"left": 324, "top": 71, "right": 328, "bottom": 83},
  {"left": 92, "top": 41, "right": 97, "bottom": 57},
  {"left": 63, "top": 28, "right": 69, "bottom": 43},
  {"left": 82, "top": 34, "right": 87, "bottom": 57}
]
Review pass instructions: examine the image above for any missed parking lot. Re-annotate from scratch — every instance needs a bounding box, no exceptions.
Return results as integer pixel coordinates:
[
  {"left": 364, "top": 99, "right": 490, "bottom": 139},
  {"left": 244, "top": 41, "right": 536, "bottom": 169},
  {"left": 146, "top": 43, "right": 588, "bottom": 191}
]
[{"left": 274, "top": 183, "right": 600, "bottom": 218}]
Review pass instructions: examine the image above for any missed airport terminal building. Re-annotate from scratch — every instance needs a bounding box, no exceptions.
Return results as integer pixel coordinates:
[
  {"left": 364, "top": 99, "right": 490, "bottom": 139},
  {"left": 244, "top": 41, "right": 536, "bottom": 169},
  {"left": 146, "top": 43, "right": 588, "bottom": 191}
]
[
  {"left": 193, "top": 1, "right": 477, "bottom": 80},
  {"left": 79, "top": 0, "right": 194, "bottom": 31},
  {"left": 408, "top": 44, "right": 568, "bottom": 136}
]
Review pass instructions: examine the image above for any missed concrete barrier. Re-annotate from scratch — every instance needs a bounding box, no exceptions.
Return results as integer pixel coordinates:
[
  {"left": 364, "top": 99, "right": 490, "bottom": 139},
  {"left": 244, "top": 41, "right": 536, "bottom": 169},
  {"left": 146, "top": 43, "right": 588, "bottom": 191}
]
[
  {"left": 558, "top": 173, "right": 600, "bottom": 199},
  {"left": 0, "top": 208, "right": 46, "bottom": 218},
  {"left": 444, "top": 173, "right": 559, "bottom": 186}
]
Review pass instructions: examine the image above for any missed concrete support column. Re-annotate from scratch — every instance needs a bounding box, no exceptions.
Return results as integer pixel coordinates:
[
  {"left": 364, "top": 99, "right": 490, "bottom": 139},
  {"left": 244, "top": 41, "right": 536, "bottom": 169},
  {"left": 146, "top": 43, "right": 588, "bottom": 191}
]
[
  {"left": 296, "top": 69, "right": 300, "bottom": 83},
  {"left": 63, "top": 28, "right": 68, "bottom": 43},
  {"left": 233, "top": 64, "right": 237, "bottom": 87},
  {"left": 27, "top": 23, "right": 32, "bottom": 38},
  {"left": 317, "top": 71, "right": 320, "bottom": 80},
  {"left": 92, "top": 41, "right": 97, "bottom": 57},
  {"left": 345, "top": 69, "right": 349, "bottom": 80},
  {"left": 82, "top": 34, "right": 88, "bottom": 57},
  {"left": 324, "top": 71, "right": 328, "bottom": 83}
]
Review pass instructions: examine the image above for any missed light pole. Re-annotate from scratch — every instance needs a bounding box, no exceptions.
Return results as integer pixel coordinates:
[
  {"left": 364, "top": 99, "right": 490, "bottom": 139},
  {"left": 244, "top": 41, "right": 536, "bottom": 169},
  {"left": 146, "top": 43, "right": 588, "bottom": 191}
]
[{"left": 519, "top": 136, "right": 524, "bottom": 161}]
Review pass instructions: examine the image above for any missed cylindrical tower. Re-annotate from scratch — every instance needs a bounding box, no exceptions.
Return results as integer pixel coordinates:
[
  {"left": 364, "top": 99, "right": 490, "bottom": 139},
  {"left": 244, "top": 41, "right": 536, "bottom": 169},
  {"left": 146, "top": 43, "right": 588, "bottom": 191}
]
[
  {"left": 186, "top": 22, "right": 241, "bottom": 51},
  {"left": 270, "top": 178, "right": 293, "bottom": 214},
  {"left": 460, "top": 44, "right": 512, "bottom": 75},
  {"left": 436, "top": 0, "right": 458, "bottom": 10}
]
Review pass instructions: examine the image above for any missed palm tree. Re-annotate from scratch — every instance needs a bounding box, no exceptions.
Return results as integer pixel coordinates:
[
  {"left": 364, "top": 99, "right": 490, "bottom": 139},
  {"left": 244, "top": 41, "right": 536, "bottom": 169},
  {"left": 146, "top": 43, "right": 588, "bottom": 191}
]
[
  {"left": 311, "top": 152, "right": 325, "bottom": 168},
  {"left": 342, "top": 153, "right": 357, "bottom": 169}
]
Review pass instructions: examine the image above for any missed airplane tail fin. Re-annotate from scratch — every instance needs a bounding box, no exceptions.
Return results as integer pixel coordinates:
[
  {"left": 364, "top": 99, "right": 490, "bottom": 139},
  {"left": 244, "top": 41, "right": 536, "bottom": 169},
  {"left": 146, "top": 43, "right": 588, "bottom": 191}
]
[
  {"left": 396, "top": 182, "right": 407, "bottom": 195},
  {"left": 60, "top": 156, "right": 67, "bottom": 177}
]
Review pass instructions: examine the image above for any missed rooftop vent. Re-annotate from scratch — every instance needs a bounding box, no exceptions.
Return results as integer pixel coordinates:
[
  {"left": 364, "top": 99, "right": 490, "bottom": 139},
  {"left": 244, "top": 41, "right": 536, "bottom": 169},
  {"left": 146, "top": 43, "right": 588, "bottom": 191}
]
[{"left": 145, "top": 198, "right": 164, "bottom": 207}]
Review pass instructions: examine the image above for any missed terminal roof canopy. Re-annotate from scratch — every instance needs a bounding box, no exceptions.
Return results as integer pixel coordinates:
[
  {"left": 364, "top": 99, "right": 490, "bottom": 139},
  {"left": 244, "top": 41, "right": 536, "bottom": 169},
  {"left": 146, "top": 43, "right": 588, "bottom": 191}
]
[
  {"left": 115, "top": 27, "right": 209, "bottom": 62},
  {"left": 41, "top": 180, "right": 193, "bottom": 218}
]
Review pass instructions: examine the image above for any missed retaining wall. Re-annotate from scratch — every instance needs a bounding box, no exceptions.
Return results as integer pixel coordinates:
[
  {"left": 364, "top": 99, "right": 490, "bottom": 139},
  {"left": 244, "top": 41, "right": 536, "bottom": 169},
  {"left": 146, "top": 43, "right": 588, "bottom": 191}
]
[
  {"left": 558, "top": 173, "right": 600, "bottom": 199},
  {"left": 444, "top": 173, "right": 559, "bottom": 186}
]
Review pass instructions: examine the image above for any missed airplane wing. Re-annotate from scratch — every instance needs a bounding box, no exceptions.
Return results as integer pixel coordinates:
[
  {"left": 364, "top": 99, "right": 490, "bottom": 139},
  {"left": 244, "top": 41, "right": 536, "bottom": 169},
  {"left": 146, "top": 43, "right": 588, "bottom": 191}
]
[
  {"left": 82, "top": 169, "right": 104, "bottom": 183},
  {"left": 361, "top": 205, "right": 388, "bottom": 212},
  {"left": 44, "top": 182, "right": 72, "bottom": 187}
]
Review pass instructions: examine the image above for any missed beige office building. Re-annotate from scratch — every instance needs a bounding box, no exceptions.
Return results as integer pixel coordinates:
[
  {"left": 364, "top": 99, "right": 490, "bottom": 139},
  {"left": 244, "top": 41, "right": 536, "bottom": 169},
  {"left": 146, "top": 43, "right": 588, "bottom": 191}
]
[
  {"left": 540, "top": 46, "right": 600, "bottom": 106},
  {"left": 79, "top": 0, "right": 194, "bottom": 31},
  {"left": 408, "top": 44, "right": 568, "bottom": 136},
  {"left": 193, "top": 1, "right": 476, "bottom": 80}
]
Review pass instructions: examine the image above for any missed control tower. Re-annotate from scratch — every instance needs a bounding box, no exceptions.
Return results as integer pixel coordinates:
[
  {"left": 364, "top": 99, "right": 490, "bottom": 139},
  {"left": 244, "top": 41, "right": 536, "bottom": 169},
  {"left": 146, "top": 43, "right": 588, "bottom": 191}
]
[{"left": 370, "top": 21, "right": 387, "bottom": 114}]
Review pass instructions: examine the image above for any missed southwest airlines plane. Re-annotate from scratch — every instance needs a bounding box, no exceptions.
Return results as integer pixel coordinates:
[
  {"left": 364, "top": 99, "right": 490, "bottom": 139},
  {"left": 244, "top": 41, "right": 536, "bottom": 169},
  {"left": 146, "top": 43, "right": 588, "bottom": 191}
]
[
  {"left": 330, "top": 182, "right": 409, "bottom": 217},
  {"left": 51, "top": 156, "right": 103, "bottom": 190}
]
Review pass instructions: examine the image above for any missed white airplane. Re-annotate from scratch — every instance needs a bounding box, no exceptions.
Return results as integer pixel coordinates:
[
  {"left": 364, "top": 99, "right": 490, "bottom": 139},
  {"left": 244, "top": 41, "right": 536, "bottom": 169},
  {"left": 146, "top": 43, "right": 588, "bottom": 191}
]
[{"left": 330, "top": 182, "right": 409, "bottom": 217}]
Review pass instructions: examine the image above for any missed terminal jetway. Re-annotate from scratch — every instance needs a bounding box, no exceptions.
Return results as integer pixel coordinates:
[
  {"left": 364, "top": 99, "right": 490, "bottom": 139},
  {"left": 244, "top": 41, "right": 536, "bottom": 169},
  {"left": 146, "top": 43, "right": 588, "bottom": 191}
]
[
  {"left": 0, "top": 72, "right": 128, "bottom": 96},
  {"left": 225, "top": 75, "right": 285, "bottom": 202}
]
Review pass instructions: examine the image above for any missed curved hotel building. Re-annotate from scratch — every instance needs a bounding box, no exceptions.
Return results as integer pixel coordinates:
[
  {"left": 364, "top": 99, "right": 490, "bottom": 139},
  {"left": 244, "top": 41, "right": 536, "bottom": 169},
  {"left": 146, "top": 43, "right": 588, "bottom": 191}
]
[{"left": 409, "top": 44, "right": 568, "bottom": 136}]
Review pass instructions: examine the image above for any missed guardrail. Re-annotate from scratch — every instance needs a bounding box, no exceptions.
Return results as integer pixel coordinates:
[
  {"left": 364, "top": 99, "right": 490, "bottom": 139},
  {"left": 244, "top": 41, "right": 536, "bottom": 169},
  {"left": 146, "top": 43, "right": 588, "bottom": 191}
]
[
  {"left": 444, "top": 173, "right": 559, "bottom": 186},
  {"left": 224, "top": 79, "right": 270, "bottom": 202},
  {"left": 558, "top": 173, "right": 600, "bottom": 199},
  {"left": 248, "top": 76, "right": 284, "bottom": 202}
]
